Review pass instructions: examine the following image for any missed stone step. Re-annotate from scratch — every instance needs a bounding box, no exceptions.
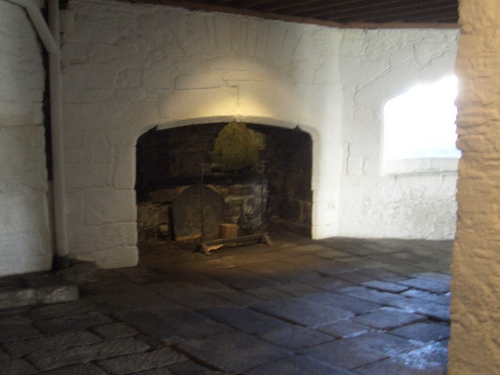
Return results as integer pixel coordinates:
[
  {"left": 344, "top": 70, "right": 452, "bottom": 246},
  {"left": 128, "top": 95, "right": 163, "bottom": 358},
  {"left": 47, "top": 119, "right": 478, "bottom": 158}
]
[{"left": 0, "top": 272, "right": 79, "bottom": 310}]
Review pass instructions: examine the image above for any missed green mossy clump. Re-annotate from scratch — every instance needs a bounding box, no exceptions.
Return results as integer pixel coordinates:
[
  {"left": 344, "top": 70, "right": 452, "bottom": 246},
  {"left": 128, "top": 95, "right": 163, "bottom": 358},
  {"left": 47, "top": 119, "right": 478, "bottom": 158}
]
[{"left": 211, "top": 122, "right": 265, "bottom": 172}]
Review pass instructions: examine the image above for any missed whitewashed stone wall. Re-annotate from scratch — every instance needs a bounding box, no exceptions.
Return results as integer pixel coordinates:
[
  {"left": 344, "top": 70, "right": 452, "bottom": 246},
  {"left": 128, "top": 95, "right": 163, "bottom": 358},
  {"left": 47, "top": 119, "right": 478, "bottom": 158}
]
[
  {"left": 449, "top": 0, "right": 500, "bottom": 373},
  {"left": 0, "top": 1, "right": 52, "bottom": 276},
  {"left": 61, "top": 0, "right": 459, "bottom": 267},
  {"left": 338, "top": 28, "right": 459, "bottom": 239}
]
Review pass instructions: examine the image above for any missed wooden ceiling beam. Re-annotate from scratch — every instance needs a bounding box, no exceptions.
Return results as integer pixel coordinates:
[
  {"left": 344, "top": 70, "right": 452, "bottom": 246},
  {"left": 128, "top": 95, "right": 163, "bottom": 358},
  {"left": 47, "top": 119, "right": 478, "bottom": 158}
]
[
  {"left": 124, "top": 0, "right": 458, "bottom": 28},
  {"left": 311, "top": 2, "right": 457, "bottom": 22},
  {"left": 256, "top": 0, "right": 352, "bottom": 13}
]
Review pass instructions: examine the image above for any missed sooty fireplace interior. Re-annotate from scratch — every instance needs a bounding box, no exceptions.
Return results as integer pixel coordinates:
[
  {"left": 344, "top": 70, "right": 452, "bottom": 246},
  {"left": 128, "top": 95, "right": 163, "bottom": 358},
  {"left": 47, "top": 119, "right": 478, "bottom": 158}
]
[{"left": 136, "top": 122, "right": 312, "bottom": 244}]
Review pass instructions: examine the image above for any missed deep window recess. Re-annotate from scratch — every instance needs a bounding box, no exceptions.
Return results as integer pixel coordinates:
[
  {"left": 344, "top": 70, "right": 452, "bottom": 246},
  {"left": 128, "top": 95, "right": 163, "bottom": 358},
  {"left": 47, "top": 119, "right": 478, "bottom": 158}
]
[{"left": 383, "top": 76, "right": 461, "bottom": 175}]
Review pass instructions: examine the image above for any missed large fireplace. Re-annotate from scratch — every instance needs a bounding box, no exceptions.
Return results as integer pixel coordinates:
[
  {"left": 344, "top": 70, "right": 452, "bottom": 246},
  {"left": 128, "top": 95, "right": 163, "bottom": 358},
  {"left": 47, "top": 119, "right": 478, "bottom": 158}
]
[{"left": 136, "top": 122, "right": 312, "bottom": 244}]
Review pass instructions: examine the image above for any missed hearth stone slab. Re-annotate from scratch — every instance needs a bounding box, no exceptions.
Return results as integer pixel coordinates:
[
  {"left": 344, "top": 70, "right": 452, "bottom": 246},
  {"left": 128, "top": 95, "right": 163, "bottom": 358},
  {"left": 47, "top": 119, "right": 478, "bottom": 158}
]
[
  {"left": 199, "top": 307, "right": 290, "bottom": 334},
  {"left": 251, "top": 297, "right": 354, "bottom": 327},
  {"left": 301, "top": 332, "right": 423, "bottom": 370},
  {"left": 301, "top": 292, "right": 381, "bottom": 315},
  {"left": 257, "top": 326, "right": 333, "bottom": 349},
  {"left": 352, "top": 308, "right": 426, "bottom": 330},
  {"left": 390, "top": 322, "right": 450, "bottom": 342},
  {"left": 242, "top": 355, "right": 357, "bottom": 375},
  {"left": 115, "top": 309, "right": 234, "bottom": 344},
  {"left": 175, "top": 332, "right": 293, "bottom": 373}
]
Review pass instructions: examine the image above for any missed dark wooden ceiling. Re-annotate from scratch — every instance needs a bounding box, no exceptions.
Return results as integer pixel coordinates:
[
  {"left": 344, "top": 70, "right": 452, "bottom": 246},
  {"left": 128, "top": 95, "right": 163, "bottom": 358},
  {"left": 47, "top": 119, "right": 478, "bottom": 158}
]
[{"left": 128, "top": 0, "right": 459, "bottom": 27}]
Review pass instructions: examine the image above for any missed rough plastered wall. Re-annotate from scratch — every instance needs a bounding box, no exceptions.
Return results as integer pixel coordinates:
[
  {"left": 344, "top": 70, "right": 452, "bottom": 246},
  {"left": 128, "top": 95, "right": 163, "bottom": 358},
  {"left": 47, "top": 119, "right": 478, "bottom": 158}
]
[
  {"left": 448, "top": 0, "right": 500, "bottom": 373},
  {"left": 0, "top": 1, "right": 52, "bottom": 276},
  {"left": 338, "top": 28, "right": 460, "bottom": 239},
  {"left": 61, "top": 0, "right": 458, "bottom": 268}
]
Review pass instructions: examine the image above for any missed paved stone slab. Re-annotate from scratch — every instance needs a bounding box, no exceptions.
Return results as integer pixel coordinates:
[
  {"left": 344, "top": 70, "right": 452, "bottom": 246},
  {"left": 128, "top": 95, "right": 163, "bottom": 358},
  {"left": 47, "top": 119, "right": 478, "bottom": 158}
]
[
  {"left": 0, "top": 321, "right": 41, "bottom": 343},
  {"left": 304, "top": 276, "right": 355, "bottom": 291},
  {"left": 0, "top": 359, "right": 38, "bottom": 375},
  {"left": 274, "top": 282, "right": 323, "bottom": 297},
  {"left": 301, "top": 292, "right": 381, "bottom": 315},
  {"left": 210, "top": 289, "right": 263, "bottom": 306},
  {"left": 240, "top": 261, "right": 322, "bottom": 284},
  {"left": 175, "top": 332, "right": 293, "bottom": 373},
  {"left": 251, "top": 297, "right": 354, "bottom": 327},
  {"left": 398, "top": 277, "right": 449, "bottom": 293},
  {"left": 28, "top": 300, "right": 96, "bottom": 320},
  {"left": 340, "top": 286, "right": 405, "bottom": 305},
  {"left": 353, "top": 308, "right": 426, "bottom": 330},
  {"left": 33, "top": 311, "right": 113, "bottom": 334},
  {"left": 90, "top": 322, "right": 138, "bottom": 339},
  {"left": 243, "top": 287, "right": 290, "bottom": 301},
  {"left": 0, "top": 347, "right": 8, "bottom": 360},
  {"left": 363, "top": 280, "right": 409, "bottom": 293},
  {"left": 301, "top": 332, "right": 423, "bottom": 370},
  {"left": 96, "top": 292, "right": 185, "bottom": 314},
  {"left": 358, "top": 267, "right": 408, "bottom": 282},
  {"left": 258, "top": 326, "right": 333, "bottom": 350},
  {"left": 403, "top": 289, "right": 451, "bottom": 305},
  {"left": 379, "top": 264, "right": 428, "bottom": 276},
  {"left": 26, "top": 337, "right": 150, "bottom": 371},
  {"left": 97, "top": 348, "right": 186, "bottom": 374},
  {"left": 158, "top": 288, "right": 239, "bottom": 310},
  {"left": 206, "top": 268, "right": 282, "bottom": 290},
  {"left": 310, "top": 261, "right": 361, "bottom": 276},
  {"left": 388, "top": 297, "right": 450, "bottom": 321},
  {"left": 417, "top": 272, "right": 452, "bottom": 284},
  {"left": 318, "top": 321, "right": 370, "bottom": 339},
  {"left": 40, "top": 363, "right": 108, "bottom": 375},
  {"left": 167, "top": 360, "right": 225, "bottom": 375},
  {"left": 354, "top": 342, "right": 447, "bottom": 375},
  {"left": 242, "top": 355, "right": 356, "bottom": 375},
  {"left": 199, "top": 307, "right": 290, "bottom": 334},
  {"left": 280, "top": 254, "right": 326, "bottom": 265},
  {"left": 3, "top": 331, "right": 101, "bottom": 357},
  {"left": 116, "top": 309, "right": 233, "bottom": 344},
  {"left": 315, "top": 249, "right": 352, "bottom": 259},
  {"left": 390, "top": 322, "right": 450, "bottom": 342},
  {"left": 334, "top": 271, "right": 374, "bottom": 284}
]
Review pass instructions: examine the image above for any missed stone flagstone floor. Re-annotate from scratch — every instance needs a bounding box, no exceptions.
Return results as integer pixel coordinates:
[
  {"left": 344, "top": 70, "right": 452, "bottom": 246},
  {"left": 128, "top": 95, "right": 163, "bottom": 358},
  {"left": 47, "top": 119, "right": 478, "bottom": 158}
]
[{"left": 0, "top": 228, "right": 452, "bottom": 374}]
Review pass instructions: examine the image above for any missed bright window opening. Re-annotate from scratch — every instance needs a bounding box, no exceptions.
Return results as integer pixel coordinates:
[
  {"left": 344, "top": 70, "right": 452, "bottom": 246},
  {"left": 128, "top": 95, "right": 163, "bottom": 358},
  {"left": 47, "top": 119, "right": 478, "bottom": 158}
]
[{"left": 383, "top": 76, "right": 461, "bottom": 174}]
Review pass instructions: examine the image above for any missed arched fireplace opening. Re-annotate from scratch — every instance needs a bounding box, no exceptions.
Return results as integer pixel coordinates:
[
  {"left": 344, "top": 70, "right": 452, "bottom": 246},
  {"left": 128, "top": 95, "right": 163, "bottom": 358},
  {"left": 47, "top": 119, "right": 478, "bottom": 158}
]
[{"left": 136, "top": 123, "right": 312, "bottom": 246}]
